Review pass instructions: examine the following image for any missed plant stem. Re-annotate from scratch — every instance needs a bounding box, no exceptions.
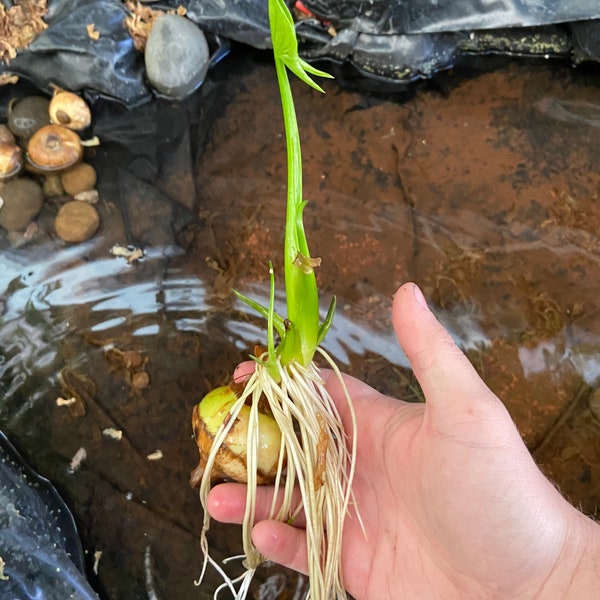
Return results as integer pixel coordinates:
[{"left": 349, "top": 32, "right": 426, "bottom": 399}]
[{"left": 275, "top": 57, "right": 320, "bottom": 367}]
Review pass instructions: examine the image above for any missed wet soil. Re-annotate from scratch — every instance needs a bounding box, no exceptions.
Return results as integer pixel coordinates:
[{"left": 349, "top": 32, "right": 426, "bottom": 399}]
[{"left": 1, "top": 51, "right": 600, "bottom": 597}]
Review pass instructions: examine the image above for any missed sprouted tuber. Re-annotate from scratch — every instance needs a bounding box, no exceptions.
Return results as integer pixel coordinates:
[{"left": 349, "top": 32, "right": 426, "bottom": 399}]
[{"left": 191, "top": 1, "right": 359, "bottom": 598}]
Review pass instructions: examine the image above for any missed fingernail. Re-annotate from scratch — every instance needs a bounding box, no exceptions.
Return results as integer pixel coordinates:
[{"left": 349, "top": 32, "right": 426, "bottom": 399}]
[
  {"left": 233, "top": 363, "right": 252, "bottom": 384},
  {"left": 412, "top": 284, "right": 428, "bottom": 309}
]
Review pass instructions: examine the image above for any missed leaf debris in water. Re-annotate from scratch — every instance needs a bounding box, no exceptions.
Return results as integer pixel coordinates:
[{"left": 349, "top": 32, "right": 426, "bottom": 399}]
[
  {"left": 68, "top": 447, "right": 87, "bottom": 473},
  {"left": 0, "top": 556, "right": 8, "bottom": 580},
  {"left": 56, "top": 396, "right": 77, "bottom": 407},
  {"left": 102, "top": 428, "right": 123, "bottom": 441}
]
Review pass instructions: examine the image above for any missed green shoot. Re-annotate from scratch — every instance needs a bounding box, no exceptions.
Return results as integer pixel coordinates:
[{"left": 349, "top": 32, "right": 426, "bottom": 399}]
[
  {"left": 193, "top": 5, "right": 361, "bottom": 598},
  {"left": 235, "top": 0, "right": 335, "bottom": 370}
]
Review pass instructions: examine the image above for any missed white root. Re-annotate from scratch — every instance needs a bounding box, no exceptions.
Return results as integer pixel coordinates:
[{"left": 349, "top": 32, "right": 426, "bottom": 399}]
[{"left": 196, "top": 348, "right": 359, "bottom": 599}]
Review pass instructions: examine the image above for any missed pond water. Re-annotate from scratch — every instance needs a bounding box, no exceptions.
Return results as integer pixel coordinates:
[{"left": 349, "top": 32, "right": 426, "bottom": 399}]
[{"left": 1, "top": 50, "right": 600, "bottom": 598}]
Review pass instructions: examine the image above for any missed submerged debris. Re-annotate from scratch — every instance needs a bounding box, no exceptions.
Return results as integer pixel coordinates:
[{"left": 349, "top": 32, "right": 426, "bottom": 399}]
[
  {"left": 56, "top": 396, "right": 77, "bottom": 407},
  {"left": 67, "top": 447, "right": 87, "bottom": 474},
  {"left": 0, "top": 555, "right": 8, "bottom": 581},
  {"left": 102, "top": 428, "right": 123, "bottom": 441},
  {"left": 110, "top": 243, "right": 145, "bottom": 263},
  {"left": 86, "top": 23, "right": 100, "bottom": 41},
  {"left": 92, "top": 550, "right": 102, "bottom": 575}
]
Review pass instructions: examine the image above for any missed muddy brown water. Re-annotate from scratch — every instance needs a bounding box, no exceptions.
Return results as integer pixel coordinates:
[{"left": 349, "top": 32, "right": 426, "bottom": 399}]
[{"left": 1, "top": 52, "right": 600, "bottom": 598}]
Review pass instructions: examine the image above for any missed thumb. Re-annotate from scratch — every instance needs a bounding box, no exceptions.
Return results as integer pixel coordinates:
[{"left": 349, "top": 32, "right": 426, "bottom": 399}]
[{"left": 392, "top": 283, "right": 500, "bottom": 417}]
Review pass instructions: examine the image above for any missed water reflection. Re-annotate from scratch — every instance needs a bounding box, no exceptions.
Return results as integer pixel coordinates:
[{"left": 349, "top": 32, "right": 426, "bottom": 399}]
[
  {"left": 0, "top": 242, "right": 208, "bottom": 335},
  {"left": 519, "top": 327, "right": 600, "bottom": 385},
  {"left": 229, "top": 283, "right": 406, "bottom": 367}
]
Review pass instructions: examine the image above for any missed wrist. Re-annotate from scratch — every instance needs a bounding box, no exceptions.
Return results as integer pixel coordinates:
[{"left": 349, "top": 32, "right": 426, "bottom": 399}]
[
  {"left": 563, "top": 512, "right": 600, "bottom": 598},
  {"left": 538, "top": 508, "right": 600, "bottom": 598}
]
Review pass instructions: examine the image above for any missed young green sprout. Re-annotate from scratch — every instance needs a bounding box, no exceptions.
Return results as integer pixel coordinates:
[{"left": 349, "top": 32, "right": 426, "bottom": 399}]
[{"left": 191, "top": 1, "right": 360, "bottom": 598}]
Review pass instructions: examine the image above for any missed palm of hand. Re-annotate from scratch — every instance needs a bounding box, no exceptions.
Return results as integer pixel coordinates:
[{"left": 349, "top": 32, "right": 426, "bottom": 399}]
[{"left": 335, "top": 374, "right": 570, "bottom": 600}]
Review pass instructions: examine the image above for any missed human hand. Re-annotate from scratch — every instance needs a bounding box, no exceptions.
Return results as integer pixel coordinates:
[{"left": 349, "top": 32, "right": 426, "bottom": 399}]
[{"left": 208, "top": 282, "right": 599, "bottom": 599}]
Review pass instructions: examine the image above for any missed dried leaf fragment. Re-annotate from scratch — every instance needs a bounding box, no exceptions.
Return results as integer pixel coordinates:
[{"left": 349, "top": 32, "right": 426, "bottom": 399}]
[
  {"left": 0, "top": 0, "right": 48, "bottom": 65},
  {"left": 0, "top": 556, "right": 8, "bottom": 580},
  {"left": 102, "top": 428, "right": 123, "bottom": 441},
  {"left": 56, "top": 396, "right": 77, "bottom": 407},
  {"left": 0, "top": 73, "right": 19, "bottom": 85},
  {"left": 110, "top": 243, "right": 145, "bottom": 263},
  {"left": 86, "top": 23, "right": 100, "bottom": 40},
  {"left": 293, "top": 251, "right": 322, "bottom": 274},
  {"left": 124, "top": 0, "right": 188, "bottom": 51},
  {"left": 92, "top": 550, "right": 102, "bottom": 575},
  {"left": 74, "top": 189, "right": 99, "bottom": 204}
]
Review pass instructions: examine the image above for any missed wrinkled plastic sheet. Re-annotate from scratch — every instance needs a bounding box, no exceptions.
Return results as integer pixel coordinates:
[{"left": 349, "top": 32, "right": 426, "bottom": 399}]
[
  {"left": 297, "top": 3, "right": 600, "bottom": 86},
  {"left": 2, "top": 0, "right": 600, "bottom": 105},
  {"left": 302, "top": 0, "right": 600, "bottom": 34},
  {"left": 0, "top": 430, "right": 98, "bottom": 600},
  {"left": 7, "top": 0, "right": 149, "bottom": 106}
]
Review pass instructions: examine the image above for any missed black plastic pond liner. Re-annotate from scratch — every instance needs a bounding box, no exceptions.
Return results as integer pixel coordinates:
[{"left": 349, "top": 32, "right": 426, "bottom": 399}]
[
  {"left": 297, "top": 7, "right": 600, "bottom": 87},
  {"left": 1, "top": 0, "right": 599, "bottom": 106},
  {"left": 0, "top": 430, "right": 99, "bottom": 600},
  {"left": 6, "top": 0, "right": 150, "bottom": 107},
  {"left": 301, "top": 0, "right": 600, "bottom": 34}
]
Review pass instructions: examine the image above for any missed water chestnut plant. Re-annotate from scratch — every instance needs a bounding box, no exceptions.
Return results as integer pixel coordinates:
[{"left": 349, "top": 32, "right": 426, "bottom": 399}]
[{"left": 192, "top": 1, "right": 360, "bottom": 597}]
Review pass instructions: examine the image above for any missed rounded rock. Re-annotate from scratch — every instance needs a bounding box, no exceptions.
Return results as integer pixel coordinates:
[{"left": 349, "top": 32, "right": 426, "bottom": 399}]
[
  {"left": 55, "top": 200, "right": 100, "bottom": 242},
  {"left": 144, "top": 15, "right": 210, "bottom": 99},
  {"left": 8, "top": 96, "right": 51, "bottom": 139},
  {"left": 61, "top": 162, "right": 97, "bottom": 195},
  {"left": 0, "top": 178, "right": 44, "bottom": 231}
]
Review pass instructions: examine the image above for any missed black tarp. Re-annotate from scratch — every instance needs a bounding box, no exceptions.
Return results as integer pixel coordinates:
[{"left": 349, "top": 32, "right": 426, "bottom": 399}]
[{"left": 0, "top": 430, "right": 99, "bottom": 599}]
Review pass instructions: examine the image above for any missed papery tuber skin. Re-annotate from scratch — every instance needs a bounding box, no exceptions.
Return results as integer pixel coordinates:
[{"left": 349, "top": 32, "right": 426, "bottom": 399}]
[
  {"left": 0, "top": 142, "right": 21, "bottom": 179},
  {"left": 49, "top": 91, "right": 92, "bottom": 131},
  {"left": 191, "top": 385, "right": 282, "bottom": 487},
  {"left": 27, "top": 124, "right": 82, "bottom": 172}
]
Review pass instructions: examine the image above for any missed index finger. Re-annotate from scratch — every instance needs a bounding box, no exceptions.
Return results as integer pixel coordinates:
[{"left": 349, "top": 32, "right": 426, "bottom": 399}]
[{"left": 207, "top": 482, "right": 306, "bottom": 528}]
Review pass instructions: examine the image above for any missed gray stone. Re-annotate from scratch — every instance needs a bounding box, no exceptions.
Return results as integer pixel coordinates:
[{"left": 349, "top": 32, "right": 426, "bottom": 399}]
[
  {"left": 0, "top": 178, "right": 44, "bottom": 231},
  {"left": 144, "top": 15, "right": 210, "bottom": 99}
]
